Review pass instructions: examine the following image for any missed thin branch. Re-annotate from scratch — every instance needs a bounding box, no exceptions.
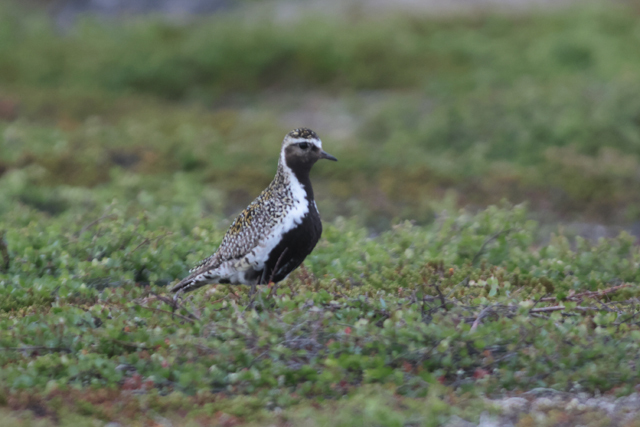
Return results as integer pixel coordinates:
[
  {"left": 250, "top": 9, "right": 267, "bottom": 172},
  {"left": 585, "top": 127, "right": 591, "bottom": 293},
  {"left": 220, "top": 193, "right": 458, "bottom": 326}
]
[
  {"left": 530, "top": 313, "right": 551, "bottom": 320},
  {"left": 151, "top": 292, "right": 200, "bottom": 321},
  {"left": 137, "top": 304, "right": 195, "bottom": 324},
  {"left": 531, "top": 293, "right": 550, "bottom": 310},
  {"left": 470, "top": 304, "right": 497, "bottom": 332},
  {"left": 452, "top": 228, "right": 512, "bottom": 290},
  {"left": 75, "top": 213, "right": 117, "bottom": 238},
  {"left": 615, "top": 310, "right": 640, "bottom": 325},
  {"left": 107, "top": 339, "right": 148, "bottom": 349},
  {"left": 0, "top": 346, "right": 72, "bottom": 353},
  {"left": 471, "top": 227, "right": 510, "bottom": 266},
  {"left": 248, "top": 350, "right": 271, "bottom": 368},
  {"left": 446, "top": 276, "right": 469, "bottom": 297},
  {"left": 530, "top": 305, "right": 565, "bottom": 313},
  {"left": 528, "top": 305, "right": 601, "bottom": 313},
  {"left": 481, "top": 351, "right": 518, "bottom": 368},
  {"left": 126, "top": 231, "right": 173, "bottom": 256},
  {"left": 433, "top": 282, "right": 447, "bottom": 311},
  {"left": 126, "top": 238, "right": 150, "bottom": 256},
  {"left": 539, "top": 284, "right": 630, "bottom": 302}
]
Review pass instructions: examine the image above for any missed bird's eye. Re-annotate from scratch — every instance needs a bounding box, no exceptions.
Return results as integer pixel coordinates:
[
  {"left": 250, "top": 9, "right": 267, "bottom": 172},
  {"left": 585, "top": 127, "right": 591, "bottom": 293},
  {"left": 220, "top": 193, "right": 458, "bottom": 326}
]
[{"left": 298, "top": 142, "right": 309, "bottom": 150}]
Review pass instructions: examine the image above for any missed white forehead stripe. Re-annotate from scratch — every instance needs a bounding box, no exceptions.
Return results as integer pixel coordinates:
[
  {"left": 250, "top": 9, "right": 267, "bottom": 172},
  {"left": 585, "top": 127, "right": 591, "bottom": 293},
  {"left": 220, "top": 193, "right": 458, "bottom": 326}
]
[{"left": 286, "top": 137, "right": 322, "bottom": 149}]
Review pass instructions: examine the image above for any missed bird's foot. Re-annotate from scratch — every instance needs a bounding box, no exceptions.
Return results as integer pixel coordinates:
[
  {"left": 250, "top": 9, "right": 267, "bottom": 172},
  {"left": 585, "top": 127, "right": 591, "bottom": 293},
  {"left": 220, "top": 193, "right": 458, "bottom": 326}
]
[
  {"left": 266, "top": 281, "right": 278, "bottom": 299},
  {"left": 172, "top": 288, "right": 185, "bottom": 313}
]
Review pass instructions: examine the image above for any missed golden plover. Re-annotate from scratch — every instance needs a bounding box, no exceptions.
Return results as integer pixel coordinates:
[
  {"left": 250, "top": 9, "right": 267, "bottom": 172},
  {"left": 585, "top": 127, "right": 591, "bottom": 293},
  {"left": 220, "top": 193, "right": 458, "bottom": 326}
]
[{"left": 171, "top": 128, "right": 337, "bottom": 296}]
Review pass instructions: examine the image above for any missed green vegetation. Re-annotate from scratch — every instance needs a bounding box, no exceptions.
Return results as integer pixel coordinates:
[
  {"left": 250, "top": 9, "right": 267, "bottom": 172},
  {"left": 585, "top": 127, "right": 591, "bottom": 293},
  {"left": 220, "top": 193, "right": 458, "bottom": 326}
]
[
  {"left": 2, "top": 202, "right": 640, "bottom": 425},
  {"left": 2, "top": 0, "right": 640, "bottom": 425}
]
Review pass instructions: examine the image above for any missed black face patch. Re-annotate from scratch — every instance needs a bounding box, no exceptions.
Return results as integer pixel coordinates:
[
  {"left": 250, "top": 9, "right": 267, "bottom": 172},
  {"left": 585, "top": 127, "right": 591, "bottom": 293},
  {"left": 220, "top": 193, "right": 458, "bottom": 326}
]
[
  {"left": 285, "top": 143, "right": 319, "bottom": 166},
  {"left": 284, "top": 143, "right": 321, "bottom": 188}
]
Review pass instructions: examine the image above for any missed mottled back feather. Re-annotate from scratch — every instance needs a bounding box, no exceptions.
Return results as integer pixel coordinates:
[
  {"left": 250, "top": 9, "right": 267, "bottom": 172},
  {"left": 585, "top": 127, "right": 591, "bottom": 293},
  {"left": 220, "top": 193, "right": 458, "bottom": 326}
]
[{"left": 189, "top": 167, "right": 294, "bottom": 273}]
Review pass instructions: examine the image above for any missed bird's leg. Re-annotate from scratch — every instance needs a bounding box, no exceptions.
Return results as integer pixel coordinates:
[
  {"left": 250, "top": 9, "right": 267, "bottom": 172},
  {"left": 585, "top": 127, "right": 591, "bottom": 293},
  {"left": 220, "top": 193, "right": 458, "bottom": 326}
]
[
  {"left": 269, "top": 248, "right": 288, "bottom": 284},
  {"left": 247, "top": 280, "right": 258, "bottom": 309},
  {"left": 251, "top": 268, "right": 267, "bottom": 296},
  {"left": 171, "top": 288, "right": 185, "bottom": 317},
  {"left": 260, "top": 267, "right": 268, "bottom": 286},
  {"left": 173, "top": 288, "right": 184, "bottom": 303},
  {"left": 266, "top": 248, "right": 288, "bottom": 300},
  {"left": 247, "top": 269, "right": 266, "bottom": 308},
  {"left": 249, "top": 279, "right": 257, "bottom": 300}
]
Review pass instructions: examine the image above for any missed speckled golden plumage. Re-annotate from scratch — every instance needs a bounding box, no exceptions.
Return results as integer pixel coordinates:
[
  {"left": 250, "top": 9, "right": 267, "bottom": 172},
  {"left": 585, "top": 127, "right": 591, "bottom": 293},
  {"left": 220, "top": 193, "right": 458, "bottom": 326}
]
[{"left": 188, "top": 165, "right": 296, "bottom": 273}]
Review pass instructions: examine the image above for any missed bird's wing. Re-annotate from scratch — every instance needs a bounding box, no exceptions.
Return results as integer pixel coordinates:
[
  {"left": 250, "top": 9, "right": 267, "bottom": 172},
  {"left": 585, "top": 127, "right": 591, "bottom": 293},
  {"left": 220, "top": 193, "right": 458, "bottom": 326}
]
[
  {"left": 199, "top": 200, "right": 270, "bottom": 267},
  {"left": 171, "top": 196, "right": 275, "bottom": 293}
]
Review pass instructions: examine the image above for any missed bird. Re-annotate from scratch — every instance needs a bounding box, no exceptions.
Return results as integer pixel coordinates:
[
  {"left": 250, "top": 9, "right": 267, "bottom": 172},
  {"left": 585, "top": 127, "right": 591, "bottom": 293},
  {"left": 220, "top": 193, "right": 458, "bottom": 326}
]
[{"left": 171, "top": 128, "right": 337, "bottom": 297}]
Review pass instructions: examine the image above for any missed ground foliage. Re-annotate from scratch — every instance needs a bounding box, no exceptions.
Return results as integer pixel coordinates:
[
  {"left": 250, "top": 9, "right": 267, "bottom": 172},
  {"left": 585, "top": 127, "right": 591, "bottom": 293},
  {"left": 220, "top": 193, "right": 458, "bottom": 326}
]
[
  {"left": 1, "top": 202, "right": 640, "bottom": 425},
  {"left": 3, "top": 1, "right": 640, "bottom": 425}
]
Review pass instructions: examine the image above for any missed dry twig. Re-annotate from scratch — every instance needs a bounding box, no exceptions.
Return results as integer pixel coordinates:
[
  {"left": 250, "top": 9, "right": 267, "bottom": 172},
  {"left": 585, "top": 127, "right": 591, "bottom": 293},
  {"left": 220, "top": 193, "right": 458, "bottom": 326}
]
[
  {"left": 126, "top": 231, "right": 173, "bottom": 256},
  {"left": 137, "top": 304, "right": 195, "bottom": 324},
  {"left": 455, "top": 226, "right": 514, "bottom": 290},
  {"left": 0, "top": 346, "right": 72, "bottom": 353},
  {"left": 75, "top": 213, "right": 118, "bottom": 238},
  {"left": 152, "top": 292, "right": 200, "bottom": 321},
  {"left": 471, "top": 227, "right": 510, "bottom": 266},
  {"left": 471, "top": 304, "right": 497, "bottom": 332},
  {"left": 539, "top": 284, "right": 630, "bottom": 302},
  {"left": 433, "top": 282, "right": 448, "bottom": 311},
  {"left": 530, "top": 305, "right": 566, "bottom": 313}
]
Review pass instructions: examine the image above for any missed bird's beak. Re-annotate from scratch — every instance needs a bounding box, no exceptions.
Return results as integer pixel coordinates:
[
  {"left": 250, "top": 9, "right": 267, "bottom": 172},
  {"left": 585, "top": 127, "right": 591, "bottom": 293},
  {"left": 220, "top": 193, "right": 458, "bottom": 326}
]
[{"left": 320, "top": 150, "right": 338, "bottom": 161}]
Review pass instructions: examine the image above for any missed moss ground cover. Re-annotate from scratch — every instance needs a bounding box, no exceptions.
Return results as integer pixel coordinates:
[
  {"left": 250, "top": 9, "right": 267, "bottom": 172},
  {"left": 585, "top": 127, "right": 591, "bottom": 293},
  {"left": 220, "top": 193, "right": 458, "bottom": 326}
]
[{"left": 1, "top": 202, "right": 640, "bottom": 425}]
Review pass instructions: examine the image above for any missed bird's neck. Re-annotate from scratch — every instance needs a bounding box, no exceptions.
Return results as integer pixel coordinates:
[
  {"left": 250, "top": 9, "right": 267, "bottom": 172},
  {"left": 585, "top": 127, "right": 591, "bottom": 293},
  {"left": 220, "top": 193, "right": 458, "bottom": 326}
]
[{"left": 276, "top": 160, "right": 315, "bottom": 202}]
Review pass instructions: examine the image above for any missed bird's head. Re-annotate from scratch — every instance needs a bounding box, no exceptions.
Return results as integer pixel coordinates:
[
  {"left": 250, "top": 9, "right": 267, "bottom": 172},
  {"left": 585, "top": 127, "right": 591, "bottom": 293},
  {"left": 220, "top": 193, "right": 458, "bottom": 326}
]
[{"left": 281, "top": 128, "right": 337, "bottom": 173}]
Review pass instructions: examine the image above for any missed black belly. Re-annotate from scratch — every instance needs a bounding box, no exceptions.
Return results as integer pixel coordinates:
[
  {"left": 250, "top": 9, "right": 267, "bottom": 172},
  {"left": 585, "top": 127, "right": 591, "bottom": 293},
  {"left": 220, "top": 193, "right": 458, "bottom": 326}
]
[{"left": 260, "top": 207, "right": 322, "bottom": 284}]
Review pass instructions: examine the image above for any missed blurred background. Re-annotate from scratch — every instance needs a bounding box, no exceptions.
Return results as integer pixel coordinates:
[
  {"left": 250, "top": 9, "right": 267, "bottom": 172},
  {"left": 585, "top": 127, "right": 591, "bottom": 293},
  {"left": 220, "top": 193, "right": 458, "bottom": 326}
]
[{"left": 1, "top": 0, "right": 640, "bottom": 237}]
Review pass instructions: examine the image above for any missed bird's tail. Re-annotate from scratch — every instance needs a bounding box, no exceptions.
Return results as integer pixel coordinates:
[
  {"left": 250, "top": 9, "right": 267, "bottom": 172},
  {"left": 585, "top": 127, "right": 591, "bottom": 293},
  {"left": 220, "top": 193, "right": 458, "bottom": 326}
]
[{"left": 170, "top": 271, "right": 211, "bottom": 295}]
